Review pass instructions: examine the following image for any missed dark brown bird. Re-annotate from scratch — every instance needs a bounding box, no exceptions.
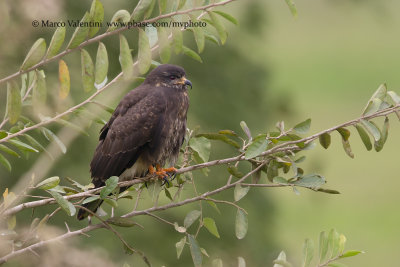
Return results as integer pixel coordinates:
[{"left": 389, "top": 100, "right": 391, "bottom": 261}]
[{"left": 77, "top": 64, "right": 191, "bottom": 220}]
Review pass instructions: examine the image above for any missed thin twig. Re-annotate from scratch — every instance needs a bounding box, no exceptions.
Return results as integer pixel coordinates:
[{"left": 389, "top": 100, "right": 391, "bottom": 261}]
[
  {"left": 0, "top": 0, "right": 236, "bottom": 145},
  {"left": 143, "top": 211, "right": 175, "bottom": 227},
  {"left": 0, "top": 0, "right": 237, "bottom": 86},
  {"left": 205, "top": 197, "right": 247, "bottom": 214},
  {"left": 3, "top": 105, "right": 399, "bottom": 217}
]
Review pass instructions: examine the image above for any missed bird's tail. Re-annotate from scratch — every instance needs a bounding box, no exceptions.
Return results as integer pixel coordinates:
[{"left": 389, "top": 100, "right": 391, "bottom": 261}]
[{"left": 77, "top": 199, "right": 103, "bottom": 221}]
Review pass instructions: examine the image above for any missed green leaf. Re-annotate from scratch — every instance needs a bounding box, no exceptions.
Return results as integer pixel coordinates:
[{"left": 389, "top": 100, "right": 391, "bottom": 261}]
[
  {"left": 338, "top": 234, "right": 346, "bottom": 254},
  {"left": 119, "top": 34, "right": 134, "bottom": 80},
  {"left": 374, "top": 117, "right": 389, "bottom": 152},
  {"left": 214, "top": 11, "right": 239, "bottom": 25},
  {"left": 107, "top": 10, "right": 130, "bottom": 32},
  {"left": 339, "top": 250, "right": 364, "bottom": 258},
  {"left": 203, "top": 217, "right": 220, "bottom": 238},
  {"left": 103, "top": 198, "right": 118, "bottom": 208},
  {"left": 7, "top": 215, "right": 16, "bottom": 230},
  {"left": 138, "top": 28, "right": 152, "bottom": 74},
  {"left": 184, "top": 210, "right": 201, "bottom": 229},
  {"left": 196, "top": 133, "right": 240, "bottom": 148},
  {"left": 240, "top": 121, "right": 252, "bottom": 140},
  {"left": 205, "top": 32, "right": 220, "bottom": 45},
  {"left": 329, "top": 229, "right": 340, "bottom": 258},
  {"left": 174, "top": 222, "right": 187, "bottom": 233},
  {"left": 100, "top": 176, "right": 119, "bottom": 199},
  {"left": 41, "top": 128, "right": 66, "bottom": 153},
  {"left": 337, "top": 127, "right": 350, "bottom": 141},
  {"left": 94, "top": 42, "right": 109, "bottom": 88},
  {"left": 23, "top": 134, "right": 52, "bottom": 158},
  {"left": 294, "top": 119, "right": 311, "bottom": 134},
  {"left": 0, "top": 154, "right": 11, "bottom": 172},
  {"left": 33, "top": 70, "right": 47, "bottom": 112},
  {"left": 82, "top": 195, "right": 100, "bottom": 204},
  {"left": 6, "top": 81, "right": 21, "bottom": 125},
  {"left": 284, "top": 0, "right": 298, "bottom": 17},
  {"left": 158, "top": 27, "right": 171, "bottom": 63},
  {"left": 131, "top": 0, "right": 153, "bottom": 21},
  {"left": 318, "top": 133, "right": 331, "bottom": 149},
  {"left": 319, "top": 231, "right": 329, "bottom": 263},
  {"left": 302, "top": 238, "right": 314, "bottom": 267},
  {"left": 177, "top": 0, "right": 187, "bottom": 9},
  {"left": 176, "top": 236, "right": 186, "bottom": 259},
  {"left": 58, "top": 60, "right": 70, "bottom": 99},
  {"left": 189, "top": 137, "right": 211, "bottom": 162},
  {"left": 0, "top": 144, "right": 19, "bottom": 158},
  {"left": 164, "top": 187, "right": 172, "bottom": 200},
  {"left": 36, "top": 176, "right": 60, "bottom": 190},
  {"left": 56, "top": 118, "right": 89, "bottom": 136},
  {"left": 81, "top": 49, "right": 95, "bottom": 92},
  {"left": 206, "top": 200, "right": 221, "bottom": 214},
  {"left": 273, "top": 251, "right": 292, "bottom": 267},
  {"left": 360, "top": 119, "right": 381, "bottom": 141},
  {"left": 245, "top": 134, "right": 268, "bottom": 159},
  {"left": 238, "top": 257, "right": 246, "bottom": 267},
  {"left": 67, "top": 12, "right": 90, "bottom": 49},
  {"left": 363, "top": 98, "right": 382, "bottom": 116},
  {"left": 48, "top": 191, "right": 76, "bottom": 216},
  {"left": 188, "top": 234, "right": 202, "bottom": 267},
  {"left": 227, "top": 165, "right": 244, "bottom": 178},
  {"left": 291, "top": 174, "right": 325, "bottom": 190},
  {"left": 371, "top": 83, "right": 387, "bottom": 101},
  {"left": 341, "top": 138, "right": 354, "bottom": 159},
  {"left": 172, "top": 27, "right": 183, "bottom": 54},
  {"left": 266, "top": 160, "right": 279, "bottom": 182},
  {"left": 212, "top": 258, "right": 223, "bottom": 267},
  {"left": 144, "top": 0, "right": 156, "bottom": 18},
  {"left": 273, "top": 176, "right": 288, "bottom": 184},
  {"left": 219, "top": 130, "right": 238, "bottom": 136},
  {"left": 145, "top": 25, "right": 158, "bottom": 48},
  {"left": 208, "top": 11, "right": 227, "bottom": 45},
  {"left": 182, "top": 46, "right": 202, "bottom": 63},
  {"left": 21, "top": 38, "right": 46, "bottom": 70},
  {"left": 190, "top": 15, "right": 205, "bottom": 53},
  {"left": 234, "top": 184, "right": 250, "bottom": 202},
  {"left": 46, "top": 27, "right": 66, "bottom": 58},
  {"left": 387, "top": 91, "right": 400, "bottom": 104},
  {"left": 235, "top": 209, "right": 248, "bottom": 239},
  {"left": 88, "top": 0, "right": 104, "bottom": 38},
  {"left": 158, "top": 0, "right": 167, "bottom": 13},
  {"left": 107, "top": 217, "right": 139, "bottom": 227},
  {"left": 9, "top": 139, "right": 39, "bottom": 153},
  {"left": 317, "top": 188, "right": 340, "bottom": 194},
  {"left": 354, "top": 124, "right": 372, "bottom": 151}
]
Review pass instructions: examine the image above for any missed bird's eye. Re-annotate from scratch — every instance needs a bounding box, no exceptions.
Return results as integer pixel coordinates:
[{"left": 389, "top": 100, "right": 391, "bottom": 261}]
[{"left": 169, "top": 75, "right": 177, "bottom": 80}]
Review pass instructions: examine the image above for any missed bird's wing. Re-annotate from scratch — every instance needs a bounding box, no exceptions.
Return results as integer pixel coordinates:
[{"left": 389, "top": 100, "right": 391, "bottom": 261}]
[{"left": 90, "top": 87, "right": 167, "bottom": 183}]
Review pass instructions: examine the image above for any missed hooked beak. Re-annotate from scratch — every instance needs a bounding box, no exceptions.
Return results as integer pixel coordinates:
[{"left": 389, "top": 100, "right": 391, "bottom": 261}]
[
  {"left": 178, "top": 77, "right": 192, "bottom": 89},
  {"left": 184, "top": 79, "right": 192, "bottom": 89}
]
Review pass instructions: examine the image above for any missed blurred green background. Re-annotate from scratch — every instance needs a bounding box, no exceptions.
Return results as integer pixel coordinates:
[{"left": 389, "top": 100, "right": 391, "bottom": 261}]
[{"left": 1, "top": 0, "right": 400, "bottom": 266}]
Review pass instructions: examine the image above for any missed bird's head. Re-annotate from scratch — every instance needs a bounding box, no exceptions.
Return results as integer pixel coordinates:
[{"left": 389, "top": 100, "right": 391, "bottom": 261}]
[{"left": 145, "top": 64, "right": 192, "bottom": 90}]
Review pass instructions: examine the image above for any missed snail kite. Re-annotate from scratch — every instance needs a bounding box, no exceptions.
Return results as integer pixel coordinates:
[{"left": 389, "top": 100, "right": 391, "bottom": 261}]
[{"left": 77, "top": 64, "right": 192, "bottom": 220}]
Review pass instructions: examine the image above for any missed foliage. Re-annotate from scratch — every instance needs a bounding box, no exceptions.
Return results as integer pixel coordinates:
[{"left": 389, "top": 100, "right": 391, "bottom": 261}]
[
  {"left": 0, "top": 0, "right": 398, "bottom": 266},
  {"left": 273, "top": 229, "right": 364, "bottom": 267}
]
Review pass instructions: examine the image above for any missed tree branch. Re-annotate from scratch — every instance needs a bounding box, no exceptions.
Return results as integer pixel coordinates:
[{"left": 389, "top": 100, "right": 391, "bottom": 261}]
[
  {"left": 3, "top": 104, "right": 399, "bottom": 217},
  {"left": 0, "top": 0, "right": 237, "bottom": 86}
]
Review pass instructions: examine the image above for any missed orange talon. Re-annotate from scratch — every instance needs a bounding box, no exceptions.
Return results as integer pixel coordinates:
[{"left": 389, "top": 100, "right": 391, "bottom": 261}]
[
  {"left": 148, "top": 164, "right": 178, "bottom": 180},
  {"left": 148, "top": 165, "right": 156, "bottom": 175}
]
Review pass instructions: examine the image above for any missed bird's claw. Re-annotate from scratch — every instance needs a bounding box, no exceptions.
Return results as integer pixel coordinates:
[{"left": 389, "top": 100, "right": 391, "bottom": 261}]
[{"left": 148, "top": 165, "right": 177, "bottom": 186}]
